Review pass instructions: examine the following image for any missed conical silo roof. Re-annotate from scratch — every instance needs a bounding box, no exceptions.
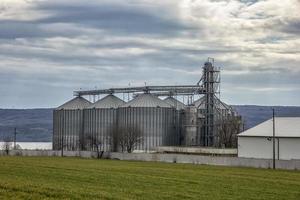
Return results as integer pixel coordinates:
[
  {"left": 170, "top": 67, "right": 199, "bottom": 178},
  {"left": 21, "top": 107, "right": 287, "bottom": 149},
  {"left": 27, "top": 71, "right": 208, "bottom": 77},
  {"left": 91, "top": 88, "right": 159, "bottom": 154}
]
[
  {"left": 87, "top": 94, "right": 125, "bottom": 109},
  {"left": 193, "top": 96, "right": 205, "bottom": 109},
  {"left": 121, "top": 93, "right": 171, "bottom": 108},
  {"left": 193, "top": 96, "right": 230, "bottom": 110},
  {"left": 164, "top": 97, "right": 185, "bottom": 110},
  {"left": 56, "top": 96, "right": 91, "bottom": 110}
]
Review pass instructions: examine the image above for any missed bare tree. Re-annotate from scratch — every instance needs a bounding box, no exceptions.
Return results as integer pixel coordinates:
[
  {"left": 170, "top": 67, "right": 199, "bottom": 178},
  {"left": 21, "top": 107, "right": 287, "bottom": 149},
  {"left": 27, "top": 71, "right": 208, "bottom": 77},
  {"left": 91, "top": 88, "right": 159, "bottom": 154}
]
[
  {"left": 86, "top": 134, "right": 104, "bottom": 159},
  {"left": 2, "top": 137, "right": 12, "bottom": 155},
  {"left": 218, "top": 116, "right": 242, "bottom": 148},
  {"left": 117, "top": 125, "right": 143, "bottom": 153}
]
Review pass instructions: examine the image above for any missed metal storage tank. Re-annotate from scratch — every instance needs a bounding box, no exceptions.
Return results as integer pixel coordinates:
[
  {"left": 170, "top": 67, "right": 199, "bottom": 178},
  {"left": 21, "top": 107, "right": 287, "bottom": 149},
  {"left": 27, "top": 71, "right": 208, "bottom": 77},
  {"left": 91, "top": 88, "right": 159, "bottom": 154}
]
[
  {"left": 164, "top": 96, "right": 185, "bottom": 145},
  {"left": 118, "top": 93, "right": 178, "bottom": 152},
  {"left": 182, "top": 106, "right": 198, "bottom": 146},
  {"left": 83, "top": 94, "right": 124, "bottom": 151},
  {"left": 53, "top": 97, "right": 91, "bottom": 151}
]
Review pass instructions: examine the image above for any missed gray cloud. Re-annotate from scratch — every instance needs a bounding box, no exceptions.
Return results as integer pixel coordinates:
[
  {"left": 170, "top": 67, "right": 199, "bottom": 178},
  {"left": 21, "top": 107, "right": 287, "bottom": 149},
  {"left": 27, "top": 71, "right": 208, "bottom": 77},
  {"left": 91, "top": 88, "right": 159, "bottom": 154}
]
[
  {"left": 281, "top": 20, "right": 300, "bottom": 34},
  {"left": 0, "top": 0, "right": 300, "bottom": 108},
  {"left": 32, "top": 1, "right": 193, "bottom": 37}
]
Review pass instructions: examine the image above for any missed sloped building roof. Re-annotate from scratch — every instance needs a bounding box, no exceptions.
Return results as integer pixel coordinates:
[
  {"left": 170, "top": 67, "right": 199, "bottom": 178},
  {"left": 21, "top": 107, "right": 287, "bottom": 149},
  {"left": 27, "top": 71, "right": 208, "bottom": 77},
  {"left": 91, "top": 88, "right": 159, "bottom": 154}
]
[
  {"left": 56, "top": 97, "right": 91, "bottom": 110},
  {"left": 238, "top": 117, "right": 300, "bottom": 138},
  {"left": 121, "top": 93, "right": 171, "bottom": 108},
  {"left": 164, "top": 97, "right": 185, "bottom": 110},
  {"left": 87, "top": 94, "right": 124, "bottom": 109}
]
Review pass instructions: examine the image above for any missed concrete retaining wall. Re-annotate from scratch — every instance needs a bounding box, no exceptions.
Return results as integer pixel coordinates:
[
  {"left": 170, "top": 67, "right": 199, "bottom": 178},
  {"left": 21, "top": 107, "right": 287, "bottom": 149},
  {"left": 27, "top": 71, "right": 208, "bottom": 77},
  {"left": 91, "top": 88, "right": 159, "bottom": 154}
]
[
  {"left": 155, "top": 146, "right": 237, "bottom": 155},
  {"left": 109, "top": 153, "right": 300, "bottom": 170},
  {"left": 1, "top": 150, "right": 299, "bottom": 170},
  {"left": 0, "top": 150, "right": 99, "bottom": 158}
]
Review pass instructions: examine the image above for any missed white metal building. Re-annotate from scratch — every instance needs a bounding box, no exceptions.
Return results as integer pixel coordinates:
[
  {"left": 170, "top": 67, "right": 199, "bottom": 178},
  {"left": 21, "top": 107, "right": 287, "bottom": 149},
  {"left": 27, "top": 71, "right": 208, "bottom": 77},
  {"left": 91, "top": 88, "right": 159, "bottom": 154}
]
[{"left": 238, "top": 117, "right": 300, "bottom": 160}]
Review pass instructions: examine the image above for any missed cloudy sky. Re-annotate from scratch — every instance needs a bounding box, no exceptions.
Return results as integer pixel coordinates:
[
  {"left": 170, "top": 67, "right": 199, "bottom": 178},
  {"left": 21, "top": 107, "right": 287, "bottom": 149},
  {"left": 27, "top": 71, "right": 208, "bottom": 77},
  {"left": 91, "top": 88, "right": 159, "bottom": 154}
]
[{"left": 1, "top": 0, "right": 300, "bottom": 108}]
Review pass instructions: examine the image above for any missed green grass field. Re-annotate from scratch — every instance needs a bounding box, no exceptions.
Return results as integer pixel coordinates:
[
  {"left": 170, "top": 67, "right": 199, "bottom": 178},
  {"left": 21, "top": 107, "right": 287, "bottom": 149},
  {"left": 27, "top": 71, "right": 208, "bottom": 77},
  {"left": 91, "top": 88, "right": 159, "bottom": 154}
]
[{"left": 0, "top": 157, "right": 299, "bottom": 200}]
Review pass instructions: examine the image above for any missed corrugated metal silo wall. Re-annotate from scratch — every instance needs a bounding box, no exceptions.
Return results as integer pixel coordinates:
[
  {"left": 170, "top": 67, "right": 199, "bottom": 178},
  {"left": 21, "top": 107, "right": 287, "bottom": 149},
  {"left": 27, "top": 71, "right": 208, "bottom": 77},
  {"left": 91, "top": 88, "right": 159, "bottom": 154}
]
[
  {"left": 118, "top": 107, "right": 179, "bottom": 152},
  {"left": 83, "top": 108, "right": 117, "bottom": 151},
  {"left": 53, "top": 109, "right": 83, "bottom": 150},
  {"left": 176, "top": 110, "right": 184, "bottom": 145}
]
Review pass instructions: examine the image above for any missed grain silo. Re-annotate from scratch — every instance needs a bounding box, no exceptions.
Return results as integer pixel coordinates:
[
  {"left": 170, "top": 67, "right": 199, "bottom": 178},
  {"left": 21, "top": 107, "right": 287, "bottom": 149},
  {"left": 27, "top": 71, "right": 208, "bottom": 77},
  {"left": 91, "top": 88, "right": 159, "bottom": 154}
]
[
  {"left": 182, "top": 106, "right": 199, "bottom": 146},
  {"left": 164, "top": 96, "right": 185, "bottom": 145},
  {"left": 83, "top": 94, "right": 124, "bottom": 151},
  {"left": 118, "top": 93, "right": 178, "bottom": 152},
  {"left": 53, "top": 97, "right": 91, "bottom": 151}
]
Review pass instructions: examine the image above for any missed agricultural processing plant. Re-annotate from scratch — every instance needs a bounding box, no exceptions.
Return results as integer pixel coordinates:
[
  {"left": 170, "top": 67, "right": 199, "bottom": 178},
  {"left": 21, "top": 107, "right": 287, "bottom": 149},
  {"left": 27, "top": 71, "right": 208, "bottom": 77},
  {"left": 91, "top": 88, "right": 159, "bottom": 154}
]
[{"left": 53, "top": 59, "right": 243, "bottom": 152}]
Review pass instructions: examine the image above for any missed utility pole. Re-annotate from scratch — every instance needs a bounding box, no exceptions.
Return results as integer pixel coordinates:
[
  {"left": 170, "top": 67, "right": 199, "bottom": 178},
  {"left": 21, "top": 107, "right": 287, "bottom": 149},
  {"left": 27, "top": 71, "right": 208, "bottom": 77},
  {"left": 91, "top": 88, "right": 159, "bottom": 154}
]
[
  {"left": 14, "top": 128, "right": 17, "bottom": 150},
  {"left": 272, "top": 108, "right": 276, "bottom": 169},
  {"left": 61, "top": 110, "right": 64, "bottom": 157}
]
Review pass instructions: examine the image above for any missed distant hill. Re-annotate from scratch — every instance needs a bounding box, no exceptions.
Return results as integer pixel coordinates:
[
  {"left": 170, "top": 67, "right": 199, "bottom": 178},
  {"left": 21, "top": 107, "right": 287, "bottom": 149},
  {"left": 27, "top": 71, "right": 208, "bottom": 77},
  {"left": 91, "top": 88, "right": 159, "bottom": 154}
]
[
  {"left": 233, "top": 105, "right": 300, "bottom": 130},
  {"left": 0, "top": 106, "right": 300, "bottom": 142},
  {"left": 0, "top": 109, "right": 52, "bottom": 142}
]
